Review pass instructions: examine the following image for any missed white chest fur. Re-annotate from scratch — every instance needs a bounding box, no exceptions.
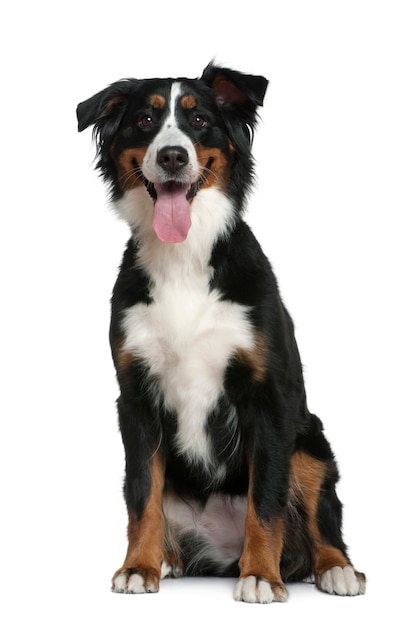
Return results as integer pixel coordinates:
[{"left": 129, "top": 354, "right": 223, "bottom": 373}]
[
  {"left": 122, "top": 276, "right": 253, "bottom": 468},
  {"left": 119, "top": 188, "right": 254, "bottom": 468}
]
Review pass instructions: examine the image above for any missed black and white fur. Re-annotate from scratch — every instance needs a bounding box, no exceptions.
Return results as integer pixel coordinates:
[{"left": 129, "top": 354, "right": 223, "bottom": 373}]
[{"left": 77, "top": 63, "right": 366, "bottom": 603}]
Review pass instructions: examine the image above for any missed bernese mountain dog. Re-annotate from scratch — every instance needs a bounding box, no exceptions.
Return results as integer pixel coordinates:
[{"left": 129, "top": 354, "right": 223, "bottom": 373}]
[{"left": 77, "top": 62, "right": 366, "bottom": 603}]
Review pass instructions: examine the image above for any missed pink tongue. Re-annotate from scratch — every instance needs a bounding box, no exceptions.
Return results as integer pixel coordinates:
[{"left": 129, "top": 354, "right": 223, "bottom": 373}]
[{"left": 153, "top": 183, "right": 192, "bottom": 243}]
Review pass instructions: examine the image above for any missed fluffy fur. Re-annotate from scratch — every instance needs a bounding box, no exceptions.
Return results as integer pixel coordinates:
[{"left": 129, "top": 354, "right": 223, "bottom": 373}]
[{"left": 77, "top": 62, "right": 365, "bottom": 603}]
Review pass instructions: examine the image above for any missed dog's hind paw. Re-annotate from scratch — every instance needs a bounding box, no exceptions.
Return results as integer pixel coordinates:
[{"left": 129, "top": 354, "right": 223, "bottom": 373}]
[
  {"left": 160, "top": 559, "right": 183, "bottom": 579},
  {"left": 234, "top": 576, "right": 289, "bottom": 604},
  {"left": 316, "top": 566, "right": 366, "bottom": 596},
  {"left": 112, "top": 568, "right": 160, "bottom": 594}
]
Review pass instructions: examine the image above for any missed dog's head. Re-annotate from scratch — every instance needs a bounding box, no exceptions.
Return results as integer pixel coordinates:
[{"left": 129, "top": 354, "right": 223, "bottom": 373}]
[{"left": 77, "top": 63, "right": 268, "bottom": 242}]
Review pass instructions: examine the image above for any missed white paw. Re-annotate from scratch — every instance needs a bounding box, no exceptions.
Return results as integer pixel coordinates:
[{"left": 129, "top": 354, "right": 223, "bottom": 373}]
[
  {"left": 160, "top": 561, "right": 172, "bottom": 579},
  {"left": 112, "top": 571, "right": 158, "bottom": 594},
  {"left": 233, "top": 576, "right": 288, "bottom": 604},
  {"left": 317, "top": 566, "right": 366, "bottom": 596},
  {"left": 160, "top": 560, "right": 183, "bottom": 579}
]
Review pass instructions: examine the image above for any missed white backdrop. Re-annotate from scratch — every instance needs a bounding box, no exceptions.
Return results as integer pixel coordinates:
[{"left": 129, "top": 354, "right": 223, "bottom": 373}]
[{"left": 1, "top": 1, "right": 416, "bottom": 624}]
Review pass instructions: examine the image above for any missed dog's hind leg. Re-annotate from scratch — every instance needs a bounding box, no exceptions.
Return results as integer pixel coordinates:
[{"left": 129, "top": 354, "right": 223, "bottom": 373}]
[{"left": 290, "top": 447, "right": 366, "bottom": 596}]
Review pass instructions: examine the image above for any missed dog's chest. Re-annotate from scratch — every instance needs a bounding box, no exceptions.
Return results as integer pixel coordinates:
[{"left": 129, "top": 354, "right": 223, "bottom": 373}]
[{"left": 122, "top": 258, "right": 253, "bottom": 467}]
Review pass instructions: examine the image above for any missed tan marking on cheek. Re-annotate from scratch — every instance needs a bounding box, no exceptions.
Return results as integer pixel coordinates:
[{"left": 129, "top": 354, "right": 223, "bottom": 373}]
[
  {"left": 149, "top": 94, "right": 165, "bottom": 109},
  {"left": 236, "top": 333, "right": 268, "bottom": 383},
  {"left": 115, "top": 147, "right": 147, "bottom": 191},
  {"left": 180, "top": 94, "right": 197, "bottom": 109},
  {"left": 195, "top": 146, "right": 230, "bottom": 190}
]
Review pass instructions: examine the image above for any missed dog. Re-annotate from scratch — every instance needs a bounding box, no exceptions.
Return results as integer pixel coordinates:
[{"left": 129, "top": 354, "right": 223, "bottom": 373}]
[{"left": 77, "top": 62, "right": 366, "bottom": 603}]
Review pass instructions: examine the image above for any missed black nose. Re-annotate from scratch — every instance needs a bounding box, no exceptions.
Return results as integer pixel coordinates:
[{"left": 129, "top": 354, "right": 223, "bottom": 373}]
[{"left": 157, "top": 146, "right": 189, "bottom": 176}]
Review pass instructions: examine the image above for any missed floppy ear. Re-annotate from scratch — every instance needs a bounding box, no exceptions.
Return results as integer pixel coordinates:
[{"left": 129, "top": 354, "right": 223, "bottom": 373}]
[
  {"left": 201, "top": 62, "right": 268, "bottom": 114},
  {"left": 200, "top": 62, "right": 268, "bottom": 153},
  {"left": 76, "top": 79, "right": 138, "bottom": 133}
]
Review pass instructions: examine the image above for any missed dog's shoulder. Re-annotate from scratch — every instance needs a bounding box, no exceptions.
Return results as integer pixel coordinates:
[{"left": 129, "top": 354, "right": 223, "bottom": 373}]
[{"left": 111, "top": 237, "right": 152, "bottom": 312}]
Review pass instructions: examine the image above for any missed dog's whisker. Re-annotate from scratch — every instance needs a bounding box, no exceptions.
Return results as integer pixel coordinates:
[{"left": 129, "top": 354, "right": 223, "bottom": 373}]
[{"left": 118, "top": 167, "right": 142, "bottom": 187}]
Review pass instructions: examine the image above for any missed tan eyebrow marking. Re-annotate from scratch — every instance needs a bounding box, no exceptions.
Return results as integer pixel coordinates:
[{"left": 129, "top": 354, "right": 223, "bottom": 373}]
[
  {"left": 180, "top": 94, "right": 197, "bottom": 109},
  {"left": 149, "top": 94, "right": 165, "bottom": 109}
]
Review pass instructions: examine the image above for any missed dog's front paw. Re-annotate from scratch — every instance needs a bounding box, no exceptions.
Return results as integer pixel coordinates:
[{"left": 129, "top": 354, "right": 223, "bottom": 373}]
[
  {"left": 316, "top": 566, "right": 366, "bottom": 596},
  {"left": 233, "top": 576, "right": 289, "bottom": 604},
  {"left": 112, "top": 567, "right": 160, "bottom": 594}
]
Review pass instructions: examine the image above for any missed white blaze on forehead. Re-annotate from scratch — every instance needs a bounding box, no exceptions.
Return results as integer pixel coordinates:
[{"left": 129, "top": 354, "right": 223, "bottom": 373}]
[
  {"left": 141, "top": 81, "right": 199, "bottom": 183},
  {"left": 164, "top": 81, "right": 183, "bottom": 129}
]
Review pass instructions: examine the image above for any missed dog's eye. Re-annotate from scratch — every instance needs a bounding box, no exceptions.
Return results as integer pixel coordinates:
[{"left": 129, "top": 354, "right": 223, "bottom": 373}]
[
  {"left": 192, "top": 115, "right": 207, "bottom": 128},
  {"left": 138, "top": 115, "right": 153, "bottom": 128}
]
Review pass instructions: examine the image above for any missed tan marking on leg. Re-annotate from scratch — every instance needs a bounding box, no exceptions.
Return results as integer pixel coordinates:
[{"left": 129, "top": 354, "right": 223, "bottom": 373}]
[
  {"left": 315, "top": 545, "right": 351, "bottom": 574},
  {"left": 112, "top": 454, "right": 165, "bottom": 591},
  {"left": 238, "top": 462, "right": 287, "bottom": 601},
  {"left": 239, "top": 507, "right": 285, "bottom": 581},
  {"left": 290, "top": 451, "right": 351, "bottom": 574}
]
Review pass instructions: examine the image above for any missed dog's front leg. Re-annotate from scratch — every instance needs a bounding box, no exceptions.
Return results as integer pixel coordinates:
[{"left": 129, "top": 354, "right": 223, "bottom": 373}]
[
  {"left": 112, "top": 400, "right": 165, "bottom": 594},
  {"left": 234, "top": 440, "right": 290, "bottom": 604}
]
